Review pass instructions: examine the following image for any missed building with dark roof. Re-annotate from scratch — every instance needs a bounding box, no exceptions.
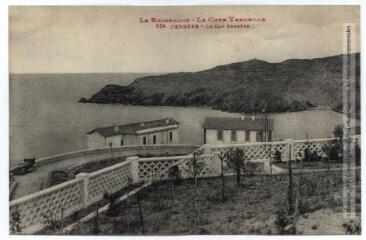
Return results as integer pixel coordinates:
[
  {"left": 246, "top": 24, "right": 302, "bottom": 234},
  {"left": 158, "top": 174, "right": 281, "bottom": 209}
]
[
  {"left": 86, "top": 118, "right": 180, "bottom": 148},
  {"left": 202, "top": 116, "right": 273, "bottom": 144}
]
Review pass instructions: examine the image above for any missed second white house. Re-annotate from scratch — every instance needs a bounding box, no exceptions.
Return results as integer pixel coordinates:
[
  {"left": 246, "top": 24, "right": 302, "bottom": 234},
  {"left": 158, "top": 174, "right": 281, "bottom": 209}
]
[
  {"left": 202, "top": 116, "right": 273, "bottom": 144},
  {"left": 86, "top": 118, "right": 180, "bottom": 148}
]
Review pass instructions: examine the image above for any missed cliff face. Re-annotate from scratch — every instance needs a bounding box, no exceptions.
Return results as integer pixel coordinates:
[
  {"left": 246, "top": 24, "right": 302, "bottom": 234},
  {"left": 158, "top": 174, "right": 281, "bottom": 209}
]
[{"left": 84, "top": 53, "right": 360, "bottom": 115}]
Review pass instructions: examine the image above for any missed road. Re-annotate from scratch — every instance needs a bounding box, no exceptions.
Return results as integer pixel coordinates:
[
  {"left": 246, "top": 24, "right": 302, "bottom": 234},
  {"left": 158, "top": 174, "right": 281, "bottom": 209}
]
[{"left": 11, "top": 145, "right": 198, "bottom": 200}]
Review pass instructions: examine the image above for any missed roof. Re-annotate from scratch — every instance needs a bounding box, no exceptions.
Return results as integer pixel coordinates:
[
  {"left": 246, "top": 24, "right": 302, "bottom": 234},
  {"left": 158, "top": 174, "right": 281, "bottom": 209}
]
[
  {"left": 202, "top": 117, "right": 274, "bottom": 131},
  {"left": 87, "top": 118, "right": 180, "bottom": 137}
]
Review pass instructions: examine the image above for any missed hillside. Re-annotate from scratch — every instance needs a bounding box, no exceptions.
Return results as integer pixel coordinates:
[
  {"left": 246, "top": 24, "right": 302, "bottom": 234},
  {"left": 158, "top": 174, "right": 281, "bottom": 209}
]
[{"left": 82, "top": 54, "right": 360, "bottom": 115}]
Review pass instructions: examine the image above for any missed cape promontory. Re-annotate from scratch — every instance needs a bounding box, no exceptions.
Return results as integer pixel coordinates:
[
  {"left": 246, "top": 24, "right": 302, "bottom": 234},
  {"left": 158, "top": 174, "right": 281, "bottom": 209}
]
[{"left": 82, "top": 53, "right": 360, "bottom": 115}]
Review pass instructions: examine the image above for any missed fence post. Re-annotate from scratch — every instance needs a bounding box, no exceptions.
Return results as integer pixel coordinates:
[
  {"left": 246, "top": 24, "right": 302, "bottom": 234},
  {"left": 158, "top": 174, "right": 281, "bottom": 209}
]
[
  {"left": 76, "top": 173, "right": 90, "bottom": 209},
  {"left": 127, "top": 156, "right": 140, "bottom": 184}
]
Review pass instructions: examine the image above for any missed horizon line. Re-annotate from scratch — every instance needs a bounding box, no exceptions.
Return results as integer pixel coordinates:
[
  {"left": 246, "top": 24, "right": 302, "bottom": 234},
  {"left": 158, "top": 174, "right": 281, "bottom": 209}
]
[{"left": 10, "top": 52, "right": 359, "bottom": 75}]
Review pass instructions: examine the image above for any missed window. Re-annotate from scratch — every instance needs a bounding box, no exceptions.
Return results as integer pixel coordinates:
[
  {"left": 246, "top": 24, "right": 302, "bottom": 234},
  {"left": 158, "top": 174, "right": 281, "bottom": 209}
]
[
  {"left": 217, "top": 130, "right": 223, "bottom": 141},
  {"left": 245, "top": 131, "right": 250, "bottom": 141},
  {"left": 256, "top": 131, "right": 263, "bottom": 142},
  {"left": 268, "top": 131, "right": 272, "bottom": 142},
  {"left": 153, "top": 135, "right": 157, "bottom": 144},
  {"left": 231, "top": 130, "right": 237, "bottom": 141},
  {"left": 120, "top": 139, "right": 124, "bottom": 146},
  {"left": 169, "top": 132, "right": 173, "bottom": 141},
  {"left": 143, "top": 136, "right": 147, "bottom": 145}
]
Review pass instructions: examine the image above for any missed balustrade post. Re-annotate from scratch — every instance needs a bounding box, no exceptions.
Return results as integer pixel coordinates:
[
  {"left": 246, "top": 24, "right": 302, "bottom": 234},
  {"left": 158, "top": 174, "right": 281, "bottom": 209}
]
[
  {"left": 75, "top": 173, "right": 90, "bottom": 209},
  {"left": 127, "top": 156, "right": 140, "bottom": 184},
  {"left": 203, "top": 144, "right": 211, "bottom": 154}
]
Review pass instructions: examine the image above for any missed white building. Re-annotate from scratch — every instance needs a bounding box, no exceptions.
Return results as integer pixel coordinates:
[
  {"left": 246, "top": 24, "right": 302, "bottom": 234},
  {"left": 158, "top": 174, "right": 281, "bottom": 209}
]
[
  {"left": 86, "top": 118, "right": 179, "bottom": 148},
  {"left": 202, "top": 116, "right": 273, "bottom": 144}
]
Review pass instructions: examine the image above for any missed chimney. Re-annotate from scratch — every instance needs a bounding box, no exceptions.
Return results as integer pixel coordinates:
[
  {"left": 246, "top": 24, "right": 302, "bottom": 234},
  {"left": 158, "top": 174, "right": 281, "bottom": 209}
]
[
  {"left": 251, "top": 115, "right": 255, "bottom": 121},
  {"left": 114, "top": 124, "right": 118, "bottom": 133},
  {"left": 166, "top": 118, "right": 170, "bottom": 124}
]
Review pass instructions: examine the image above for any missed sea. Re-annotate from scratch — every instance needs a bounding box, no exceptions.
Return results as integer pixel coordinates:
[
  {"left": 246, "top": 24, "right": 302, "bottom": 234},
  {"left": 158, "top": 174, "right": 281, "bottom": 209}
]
[{"left": 10, "top": 73, "right": 347, "bottom": 166}]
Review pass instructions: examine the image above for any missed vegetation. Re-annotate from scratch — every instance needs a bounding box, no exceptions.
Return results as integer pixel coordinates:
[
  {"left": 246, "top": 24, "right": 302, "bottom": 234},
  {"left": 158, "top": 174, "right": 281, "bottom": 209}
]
[
  {"left": 224, "top": 148, "right": 245, "bottom": 186},
  {"left": 42, "top": 209, "right": 64, "bottom": 233},
  {"left": 104, "top": 191, "right": 121, "bottom": 217},
  {"left": 69, "top": 170, "right": 360, "bottom": 235},
  {"left": 320, "top": 125, "right": 360, "bottom": 166},
  {"left": 10, "top": 210, "right": 22, "bottom": 234},
  {"left": 168, "top": 165, "right": 183, "bottom": 185},
  {"left": 84, "top": 54, "right": 360, "bottom": 117},
  {"left": 299, "top": 148, "right": 322, "bottom": 162},
  {"left": 273, "top": 150, "right": 283, "bottom": 163}
]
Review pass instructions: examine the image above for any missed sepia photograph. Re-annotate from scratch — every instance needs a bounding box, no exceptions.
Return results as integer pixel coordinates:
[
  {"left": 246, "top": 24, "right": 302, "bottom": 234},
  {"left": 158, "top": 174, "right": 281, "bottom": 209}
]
[{"left": 8, "top": 4, "right": 361, "bottom": 236}]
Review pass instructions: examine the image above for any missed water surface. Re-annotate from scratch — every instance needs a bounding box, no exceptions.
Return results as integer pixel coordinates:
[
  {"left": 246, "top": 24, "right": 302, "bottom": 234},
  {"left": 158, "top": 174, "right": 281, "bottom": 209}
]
[{"left": 10, "top": 74, "right": 346, "bottom": 166}]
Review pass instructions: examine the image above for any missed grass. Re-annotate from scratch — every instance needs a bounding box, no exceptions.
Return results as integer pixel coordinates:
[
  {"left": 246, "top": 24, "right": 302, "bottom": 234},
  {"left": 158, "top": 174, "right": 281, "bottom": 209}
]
[
  {"left": 273, "top": 161, "right": 345, "bottom": 170},
  {"left": 68, "top": 169, "right": 361, "bottom": 235}
]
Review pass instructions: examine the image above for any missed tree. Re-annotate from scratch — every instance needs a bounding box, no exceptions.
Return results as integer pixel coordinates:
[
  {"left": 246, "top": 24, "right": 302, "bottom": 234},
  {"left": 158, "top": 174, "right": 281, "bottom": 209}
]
[
  {"left": 224, "top": 148, "right": 245, "bottom": 186},
  {"left": 217, "top": 151, "right": 227, "bottom": 202},
  {"left": 333, "top": 125, "right": 343, "bottom": 142},
  {"left": 186, "top": 150, "right": 206, "bottom": 227},
  {"left": 321, "top": 126, "right": 345, "bottom": 164},
  {"left": 167, "top": 165, "right": 182, "bottom": 197}
]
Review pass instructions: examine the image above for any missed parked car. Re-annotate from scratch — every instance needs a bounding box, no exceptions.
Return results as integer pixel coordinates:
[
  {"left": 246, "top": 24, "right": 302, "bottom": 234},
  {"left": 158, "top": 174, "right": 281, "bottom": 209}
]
[{"left": 10, "top": 158, "right": 37, "bottom": 175}]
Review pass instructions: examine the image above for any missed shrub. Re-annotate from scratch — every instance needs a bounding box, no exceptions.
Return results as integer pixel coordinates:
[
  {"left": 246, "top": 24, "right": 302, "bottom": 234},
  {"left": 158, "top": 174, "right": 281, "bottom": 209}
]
[
  {"left": 343, "top": 222, "right": 361, "bottom": 234},
  {"left": 273, "top": 150, "right": 282, "bottom": 163},
  {"left": 104, "top": 191, "right": 121, "bottom": 217},
  {"left": 321, "top": 125, "right": 361, "bottom": 164},
  {"left": 322, "top": 140, "right": 343, "bottom": 163},
  {"left": 275, "top": 206, "right": 295, "bottom": 234},
  {"left": 10, "top": 210, "right": 22, "bottom": 234},
  {"left": 168, "top": 165, "right": 182, "bottom": 185},
  {"left": 42, "top": 210, "right": 62, "bottom": 232},
  {"left": 224, "top": 148, "right": 245, "bottom": 186},
  {"left": 299, "top": 147, "right": 322, "bottom": 162}
]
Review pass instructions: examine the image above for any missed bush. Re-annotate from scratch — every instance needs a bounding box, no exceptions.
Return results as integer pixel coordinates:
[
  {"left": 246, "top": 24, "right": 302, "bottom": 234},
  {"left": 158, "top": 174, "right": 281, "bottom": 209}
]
[
  {"left": 275, "top": 206, "right": 295, "bottom": 234},
  {"left": 10, "top": 210, "right": 22, "bottom": 234},
  {"left": 322, "top": 140, "right": 343, "bottom": 163},
  {"left": 273, "top": 150, "right": 282, "bottom": 163},
  {"left": 299, "top": 147, "right": 322, "bottom": 162},
  {"left": 104, "top": 191, "right": 121, "bottom": 217},
  {"left": 42, "top": 210, "right": 63, "bottom": 232},
  {"left": 168, "top": 165, "right": 182, "bottom": 185},
  {"left": 343, "top": 222, "right": 361, "bottom": 234},
  {"left": 224, "top": 148, "right": 245, "bottom": 186}
]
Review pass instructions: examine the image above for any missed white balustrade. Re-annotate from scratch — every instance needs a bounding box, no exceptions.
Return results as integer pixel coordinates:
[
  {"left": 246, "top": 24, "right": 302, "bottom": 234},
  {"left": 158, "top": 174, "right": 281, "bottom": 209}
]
[{"left": 9, "top": 135, "right": 360, "bottom": 234}]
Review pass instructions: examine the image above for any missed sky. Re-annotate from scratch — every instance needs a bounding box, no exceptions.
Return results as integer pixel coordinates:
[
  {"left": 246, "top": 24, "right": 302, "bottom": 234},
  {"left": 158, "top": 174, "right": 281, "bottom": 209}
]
[{"left": 9, "top": 5, "right": 360, "bottom": 73}]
